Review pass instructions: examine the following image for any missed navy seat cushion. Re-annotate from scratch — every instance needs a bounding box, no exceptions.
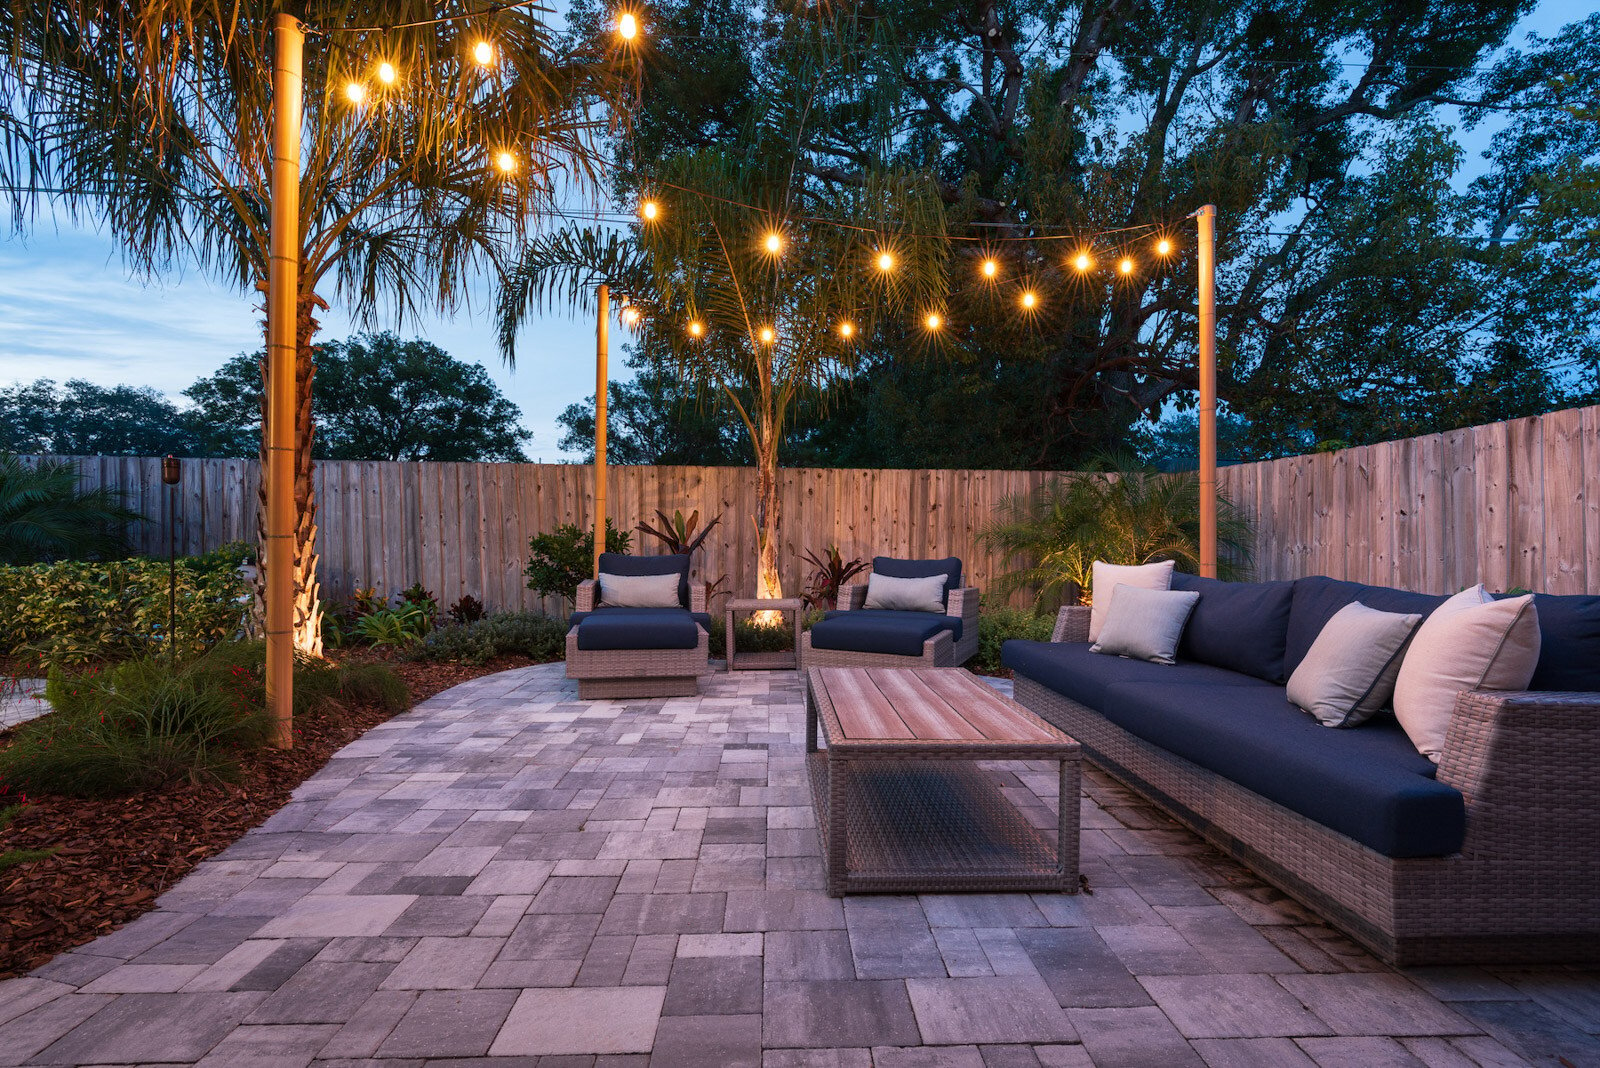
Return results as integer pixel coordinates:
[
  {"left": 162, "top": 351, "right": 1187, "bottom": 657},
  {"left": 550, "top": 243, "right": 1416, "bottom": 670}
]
[
  {"left": 1527, "top": 594, "right": 1600, "bottom": 692},
  {"left": 810, "top": 609, "right": 961, "bottom": 657},
  {"left": 597, "top": 552, "right": 692, "bottom": 609},
  {"left": 1286, "top": 576, "right": 1447, "bottom": 677},
  {"left": 871, "top": 557, "right": 962, "bottom": 609},
  {"left": 573, "top": 608, "right": 700, "bottom": 651},
  {"left": 1170, "top": 574, "right": 1295, "bottom": 682},
  {"left": 1097, "top": 681, "right": 1465, "bottom": 858},
  {"left": 1001, "top": 639, "right": 1275, "bottom": 711},
  {"left": 569, "top": 607, "right": 710, "bottom": 631}
]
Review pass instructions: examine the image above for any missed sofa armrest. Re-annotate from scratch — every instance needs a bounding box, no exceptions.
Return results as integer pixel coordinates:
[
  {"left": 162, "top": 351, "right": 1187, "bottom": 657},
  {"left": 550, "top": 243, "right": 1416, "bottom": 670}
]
[
  {"left": 575, "top": 579, "right": 598, "bottom": 613},
  {"left": 837, "top": 583, "right": 868, "bottom": 611},
  {"left": 1051, "top": 605, "right": 1091, "bottom": 643},
  {"left": 947, "top": 586, "right": 980, "bottom": 625},
  {"left": 1437, "top": 689, "right": 1600, "bottom": 865},
  {"left": 690, "top": 582, "right": 707, "bottom": 613}
]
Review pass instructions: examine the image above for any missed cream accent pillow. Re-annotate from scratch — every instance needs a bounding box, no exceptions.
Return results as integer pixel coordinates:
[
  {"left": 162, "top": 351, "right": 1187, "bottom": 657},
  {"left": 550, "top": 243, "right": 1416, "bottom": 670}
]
[
  {"left": 598, "top": 571, "right": 682, "bottom": 608},
  {"left": 1089, "top": 560, "right": 1175, "bottom": 642},
  {"left": 1287, "top": 602, "right": 1422, "bottom": 728},
  {"left": 1393, "top": 585, "right": 1540, "bottom": 762},
  {"left": 1090, "top": 584, "right": 1201, "bottom": 664},
  {"left": 862, "top": 572, "right": 948, "bottom": 613}
]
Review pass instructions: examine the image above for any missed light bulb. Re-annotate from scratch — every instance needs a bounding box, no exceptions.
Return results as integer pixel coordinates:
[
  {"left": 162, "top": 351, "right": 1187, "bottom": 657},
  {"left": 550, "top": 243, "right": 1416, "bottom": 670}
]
[
  {"left": 622, "top": 307, "right": 641, "bottom": 325},
  {"left": 494, "top": 150, "right": 516, "bottom": 173},
  {"left": 981, "top": 258, "right": 998, "bottom": 278},
  {"left": 1156, "top": 238, "right": 1173, "bottom": 256},
  {"left": 1073, "top": 252, "right": 1093, "bottom": 272},
  {"left": 687, "top": 320, "right": 704, "bottom": 337},
  {"left": 640, "top": 199, "right": 660, "bottom": 221},
  {"left": 1021, "top": 290, "right": 1037, "bottom": 309},
  {"left": 618, "top": 12, "right": 639, "bottom": 40},
  {"left": 758, "top": 326, "right": 775, "bottom": 344},
  {"left": 472, "top": 40, "right": 494, "bottom": 65},
  {"left": 763, "top": 232, "right": 783, "bottom": 254},
  {"left": 838, "top": 321, "right": 855, "bottom": 339},
  {"left": 377, "top": 61, "right": 397, "bottom": 85},
  {"left": 1119, "top": 257, "right": 1135, "bottom": 275},
  {"left": 344, "top": 81, "right": 366, "bottom": 104},
  {"left": 875, "top": 251, "right": 894, "bottom": 272},
  {"left": 925, "top": 312, "right": 943, "bottom": 331}
]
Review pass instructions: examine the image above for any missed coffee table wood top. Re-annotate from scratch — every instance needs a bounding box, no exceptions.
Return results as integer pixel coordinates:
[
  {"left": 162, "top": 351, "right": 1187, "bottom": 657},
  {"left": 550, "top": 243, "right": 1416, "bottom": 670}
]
[{"left": 808, "top": 667, "right": 1078, "bottom": 760}]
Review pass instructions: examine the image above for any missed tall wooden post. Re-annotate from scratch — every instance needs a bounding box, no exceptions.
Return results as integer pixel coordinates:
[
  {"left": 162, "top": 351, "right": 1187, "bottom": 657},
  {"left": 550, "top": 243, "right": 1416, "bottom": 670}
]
[
  {"left": 1196, "top": 203, "right": 1219, "bottom": 579},
  {"left": 265, "top": 13, "right": 303, "bottom": 748},
  {"left": 594, "top": 284, "right": 609, "bottom": 577}
]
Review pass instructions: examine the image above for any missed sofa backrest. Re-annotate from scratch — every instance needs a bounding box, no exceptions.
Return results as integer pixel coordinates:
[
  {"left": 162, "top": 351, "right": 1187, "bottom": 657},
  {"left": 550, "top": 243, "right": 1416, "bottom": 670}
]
[
  {"left": 1170, "top": 573, "right": 1295, "bottom": 683},
  {"left": 597, "top": 552, "right": 692, "bottom": 609},
  {"left": 1285, "top": 577, "right": 1447, "bottom": 679},
  {"left": 871, "top": 556, "right": 962, "bottom": 610},
  {"left": 1525, "top": 593, "right": 1600, "bottom": 691}
]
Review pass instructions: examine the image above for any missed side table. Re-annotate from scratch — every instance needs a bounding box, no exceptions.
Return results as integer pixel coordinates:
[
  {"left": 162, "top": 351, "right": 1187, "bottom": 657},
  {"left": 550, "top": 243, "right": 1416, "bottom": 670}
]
[{"left": 724, "top": 597, "right": 805, "bottom": 671}]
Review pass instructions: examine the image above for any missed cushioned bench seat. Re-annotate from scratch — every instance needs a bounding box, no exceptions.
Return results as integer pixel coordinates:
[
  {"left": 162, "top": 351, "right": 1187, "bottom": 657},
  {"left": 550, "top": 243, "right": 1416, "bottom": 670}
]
[
  {"left": 1002, "top": 639, "right": 1274, "bottom": 710},
  {"left": 569, "top": 607, "right": 712, "bottom": 631},
  {"left": 809, "top": 609, "right": 962, "bottom": 658},
  {"left": 571, "top": 607, "right": 702, "bottom": 651}
]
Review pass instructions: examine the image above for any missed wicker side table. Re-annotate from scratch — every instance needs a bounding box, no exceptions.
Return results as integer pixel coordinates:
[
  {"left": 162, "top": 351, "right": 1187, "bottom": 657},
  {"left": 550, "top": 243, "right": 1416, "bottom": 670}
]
[{"left": 724, "top": 597, "right": 805, "bottom": 672}]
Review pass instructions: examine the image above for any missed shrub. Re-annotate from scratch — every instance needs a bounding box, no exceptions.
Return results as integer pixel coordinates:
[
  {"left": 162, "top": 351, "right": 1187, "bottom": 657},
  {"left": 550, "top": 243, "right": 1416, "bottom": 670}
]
[
  {"left": 411, "top": 612, "right": 567, "bottom": 666},
  {"left": 525, "top": 520, "right": 630, "bottom": 605},
  {"left": 0, "top": 454, "right": 141, "bottom": 564},
  {"left": 0, "top": 542, "right": 252, "bottom": 666},
  {"left": 972, "top": 605, "right": 1055, "bottom": 675},
  {"left": 708, "top": 611, "right": 822, "bottom": 659},
  {"left": 447, "top": 595, "right": 486, "bottom": 625}
]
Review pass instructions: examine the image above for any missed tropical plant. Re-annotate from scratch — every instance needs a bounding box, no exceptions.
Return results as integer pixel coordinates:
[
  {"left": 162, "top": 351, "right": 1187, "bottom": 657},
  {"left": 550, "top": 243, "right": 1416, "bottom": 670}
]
[
  {"left": 447, "top": 594, "right": 487, "bottom": 626},
  {"left": 0, "top": 454, "right": 141, "bottom": 565},
  {"left": 524, "top": 520, "right": 631, "bottom": 606},
  {"left": 982, "top": 454, "right": 1254, "bottom": 608},
  {"left": 354, "top": 604, "right": 432, "bottom": 648},
  {"left": 636, "top": 508, "right": 720, "bottom": 556},
  {"left": 2, "top": 3, "right": 633, "bottom": 655},
  {"left": 800, "top": 545, "right": 869, "bottom": 610}
]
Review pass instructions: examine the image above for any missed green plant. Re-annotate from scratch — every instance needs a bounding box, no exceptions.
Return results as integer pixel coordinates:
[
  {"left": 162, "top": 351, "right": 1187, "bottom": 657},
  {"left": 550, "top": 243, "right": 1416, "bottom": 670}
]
[
  {"left": 0, "top": 454, "right": 142, "bottom": 564},
  {"left": 525, "top": 521, "right": 631, "bottom": 605},
  {"left": 354, "top": 605, "right": 432, "bottom": 648},
  {"left": 800, "top": 545, "right": 870, "bottom": 610},
  {"left": 448, "top": 595, "right": 487, "bottom": 625},
  {"left": 981, "top": 453, "right": 1254, "bottom": 608},
  {"left": 0, "top": 542, "right": 251, "bottom": 666},
  {"left": 398, "top": 583, "right": 438, "bottom": 619},
  {"left": 972, "top": 605, "right": 1055, "bottom": 675},
  {"left": 0, "top": 803, "right": 57, "bottom": 874},
  {"left": 708, "top": 611, "right": 822, "bottom": 659},
  {"left": 636, "top": 508, "right": 721, "bottom": 555},
  {"left": 410, "top": 612, "right": 568, "bottom": 666}
]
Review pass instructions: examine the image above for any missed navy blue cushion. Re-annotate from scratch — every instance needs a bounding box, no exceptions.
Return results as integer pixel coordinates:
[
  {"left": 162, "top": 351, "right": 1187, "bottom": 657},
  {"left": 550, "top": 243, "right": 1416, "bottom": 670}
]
[
  {"left": 1096, "top": 681, "right": 1465, "bottom": 858},
  {"left": 1286, "top": 577, "right": 1447, "bottom": 677},
  {"left": 1526, "top": 594, "right": 1600, "bottom": 692},
  {"left": 810, "top": 609, "right": 960, "bottom": 657},
  {"left": 1001, "top": 639, "right": 1275, "bottom": 711},
  {"left": 569, "top": 607, "right": 710, "bottom": 631},
  {"left": 597, "top": 552, "right": 691, "bottom": 609},
  {"left": 1170, "top": 574, "right": 1295, "bottom": 682},
  {"left": 574, "top": 608, "right": 699, "bottom": 651},
  {"left": 871, "top": 557, "right": 962, "bottom": 608}
]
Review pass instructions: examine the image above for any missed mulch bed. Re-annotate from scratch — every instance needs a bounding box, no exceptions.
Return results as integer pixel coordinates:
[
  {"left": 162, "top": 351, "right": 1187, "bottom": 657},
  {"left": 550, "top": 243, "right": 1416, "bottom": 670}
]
[{"left": 0, "top": 651, "right": 541, "bottom": 981}]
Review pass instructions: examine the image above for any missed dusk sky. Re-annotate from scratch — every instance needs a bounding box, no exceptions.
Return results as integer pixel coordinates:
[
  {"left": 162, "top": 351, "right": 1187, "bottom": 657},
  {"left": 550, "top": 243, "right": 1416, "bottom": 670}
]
[{"left": 0, "top": 2, "right": 1583, "bottom": 461}]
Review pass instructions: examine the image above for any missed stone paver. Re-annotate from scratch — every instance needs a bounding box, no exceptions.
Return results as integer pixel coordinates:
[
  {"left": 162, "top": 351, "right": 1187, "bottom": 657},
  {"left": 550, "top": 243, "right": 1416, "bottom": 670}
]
[{"left": 0, "top": 663, "right": 1593, "bottom": 1065}]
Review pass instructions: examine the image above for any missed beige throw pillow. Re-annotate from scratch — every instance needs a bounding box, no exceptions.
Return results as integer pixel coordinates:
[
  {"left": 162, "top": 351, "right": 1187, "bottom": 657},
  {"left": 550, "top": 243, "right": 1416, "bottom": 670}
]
[
  {"left": 1089, "top": 560, "right": 1176, "bottom": 642},
  {"left": 598, "top": 571, "right": 682, "bottom": 609},
  {"left": 1090, "top": 584, "right": 1201, "bottom": 664},
  {"left": 1287, "top": 602, "right": 1423, "bottom": 728},
  {"left": 862, "top": 572, "right": 948, "bottom": 613},
  {"left": 1393, "top": 585, "right": 1540, "bottom": 762}
]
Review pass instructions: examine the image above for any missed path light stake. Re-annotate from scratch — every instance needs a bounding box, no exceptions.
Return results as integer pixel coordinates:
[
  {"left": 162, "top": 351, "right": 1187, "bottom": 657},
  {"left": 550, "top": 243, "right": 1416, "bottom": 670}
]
[
  {"left": 265, "top": 12, "right": 304, "bottom": 749},
  {"left": 594, "top": 283, "right": 610, "bottom": 579},
  {"left": 162, "top": 455, "right": 182, "bottom": 665},
  {"left": 1192, "top": 203, "right": 1219, "bottom": 578}
]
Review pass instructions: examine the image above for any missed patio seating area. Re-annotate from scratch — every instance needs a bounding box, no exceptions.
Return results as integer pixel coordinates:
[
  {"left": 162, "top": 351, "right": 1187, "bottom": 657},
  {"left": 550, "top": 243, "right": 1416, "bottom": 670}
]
[{"left": 1, "top": 663, "right": 1594, "bottom": 1066}]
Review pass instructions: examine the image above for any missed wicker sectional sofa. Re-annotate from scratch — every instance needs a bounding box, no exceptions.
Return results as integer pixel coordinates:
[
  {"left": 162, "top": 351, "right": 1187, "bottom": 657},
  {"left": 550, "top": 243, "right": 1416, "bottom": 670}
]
[{"left": 1003, "top": 574, "right": 1600, "bottom": 966}]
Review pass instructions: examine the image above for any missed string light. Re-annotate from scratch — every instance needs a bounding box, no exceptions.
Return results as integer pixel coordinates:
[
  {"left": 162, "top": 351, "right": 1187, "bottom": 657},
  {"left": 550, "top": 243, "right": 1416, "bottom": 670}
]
[
  {"left": 924, "top": 312, "right": 943, "bottom": 331},
  {"left": 494, "top": 150, "right": 517, "bottom": 173},
  {"left": 621, "top": 306, "right": 642, "bottom": 325},
  {"left": 344, "top": 81, "right": 366, "bottom": 104},
  {"left": 472, "top": 40, "right": 494, "bottom": 65},
  {"left": 1119, "top": 257, "right": 1135, "bottom": 276},
  {"left": 1020, "top": 290, "right": 1038, "bottom": 310},
  {"left": 377, "top": 61, "right": 397, "bottom": 85},
  {"left": 1073, "top": 252, "right": 1093, "bottom": 272},
  {"left": 763, "top": 231, "right": 784, "bottom": 255},
  {"left": 980, "top": 258, "right": 998, "bottom": 279},
  {"left": 758, "top": 326, "right": 775, "bottom": 344},
  {"left": 617, "top": 12, "right": 639, "bottom": 40},
  {"left": 687, "top": 320, "right": 704, "bottom": 337},
  {"left": 640, "top": 199, "right": 660, "bottom": 221},
  {"left": 1156, "top": 238, "right": 1173, "bottom": 256},
  {"left": 838, "top": 321, "right": 855, "bottom": 339},
  {"left": 875, "top": 250, "right": 895, "bottom": 272}
]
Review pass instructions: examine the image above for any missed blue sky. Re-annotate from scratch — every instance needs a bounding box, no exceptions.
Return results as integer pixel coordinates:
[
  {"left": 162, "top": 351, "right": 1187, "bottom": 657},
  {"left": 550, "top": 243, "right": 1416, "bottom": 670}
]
[{"left": 0, "top": 2, "right": 1585, "bottom": 460}]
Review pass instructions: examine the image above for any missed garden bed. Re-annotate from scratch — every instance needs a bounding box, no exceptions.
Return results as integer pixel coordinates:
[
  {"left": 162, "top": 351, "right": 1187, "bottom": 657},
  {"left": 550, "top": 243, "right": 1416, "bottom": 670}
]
[{"left": 0, "top": 651, "right": 525, "bottom": 980}]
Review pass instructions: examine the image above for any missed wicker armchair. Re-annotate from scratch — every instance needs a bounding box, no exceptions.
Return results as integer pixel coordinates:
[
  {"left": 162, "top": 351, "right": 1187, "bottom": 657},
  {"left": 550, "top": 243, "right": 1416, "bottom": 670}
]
[
  {"left": 564, "top": 567, "right": 711, "bottom": 700},
  {"left": 800, "top": 581, "right": 981, "bottom": 668},
  {"left": 1013, "top": 604, "right": 1600, "bottom": 965}
]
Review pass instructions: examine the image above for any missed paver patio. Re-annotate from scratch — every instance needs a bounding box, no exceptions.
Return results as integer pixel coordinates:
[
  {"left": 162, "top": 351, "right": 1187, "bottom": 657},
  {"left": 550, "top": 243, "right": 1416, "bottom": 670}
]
[{"left": 0, "top": 663, "right": 1596, "bottom": 1066}]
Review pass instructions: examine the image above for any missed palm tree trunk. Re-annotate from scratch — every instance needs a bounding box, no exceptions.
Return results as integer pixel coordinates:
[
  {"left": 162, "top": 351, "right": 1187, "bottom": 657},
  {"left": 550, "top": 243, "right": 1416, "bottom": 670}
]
[
  {"left": 753, "top": 422, "right": 782, "bottom": 606},
  {"left": 255, "top": 291, "right": 325, "bottom": 656}
]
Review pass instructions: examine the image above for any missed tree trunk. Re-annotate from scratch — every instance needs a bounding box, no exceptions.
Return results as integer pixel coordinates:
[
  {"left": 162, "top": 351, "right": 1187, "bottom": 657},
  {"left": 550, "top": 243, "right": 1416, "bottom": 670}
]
[
  {"left": 255, "top": 290, "right": 326, "bottom": 656},
  {"left": 753, "top": 423, "right": 782, "bottom": 612}
]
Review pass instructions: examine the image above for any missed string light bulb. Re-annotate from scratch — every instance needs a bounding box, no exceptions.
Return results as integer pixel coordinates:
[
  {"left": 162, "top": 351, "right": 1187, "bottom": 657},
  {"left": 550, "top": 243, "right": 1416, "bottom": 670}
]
[
  {"left": 1073, "top": 252, "right": 1093, "bottom": 272},
  {"left": 875, "top": 250, "right": 895, "bottom": 272},
  {"left": 1156, "top": 237, "right": 1173, "bottom": 256},
  {"left": 838, "top": 321, "right": 855, "bottom": 339},
  {"left": 924, "top": 312, "right": 943, "bottom": 331},
  {"left": 472, "top": 40, "right": 495, "bottom": 65},
  {"left": 687, "top": 320, "right": 704, "bottom": 338},
  {"left": 621, "top": 306, "right": 641, "bottom": 325},
  {"left": 763, "top": 231, "right": 784, "bottom": 255},
  {"left": 640, "top": 199, "right": 660, "bottom": 222},
  {"left": 758, "top": 326, "right": 775, "bottom": 344},
  {"left": 344, "top": 81, "right": 366, "bottom": 104},
  {"left": 980, "top": 258, "right": 998, "bottom": 279},
  {"left": 1119, "top": 257, "right": 1135, "bottom": 276},
  {"left": 1020, "top": 290, "right": 1038, "bottom": 310},
  {"left": 377, "top": 61, "right": 397, "bottom": 85},
  {"left": 617, "top": 12, "right": 639, "bottom": 40},
  {"left": 494, "top": 150, "right": 517, "bottom": 173}
]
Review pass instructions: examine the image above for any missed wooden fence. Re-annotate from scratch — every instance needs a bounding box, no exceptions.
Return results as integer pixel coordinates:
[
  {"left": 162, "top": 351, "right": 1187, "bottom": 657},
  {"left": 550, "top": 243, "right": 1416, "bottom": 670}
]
[{"left": 29, "top": 401, "right": 1600, "bottom": 612}]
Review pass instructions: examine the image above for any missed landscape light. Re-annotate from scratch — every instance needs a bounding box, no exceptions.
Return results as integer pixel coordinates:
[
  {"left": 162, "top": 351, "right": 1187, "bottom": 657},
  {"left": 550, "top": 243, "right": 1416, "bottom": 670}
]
[
  {"left": 472, "top": 40, "right": 495, "bottom": 66},
  {"left": 617, "top": 12, "right": 639, "bottom": 40},
  {"left": 1073, "top": 252, "right": 1093, "bottom": 272},
  {"left": 838, "top": 321, "right": 855, "bottom": 339},
  {"left": 1156, "top": 237, "right": 1173, "bottom": 256},
  {"left": 344, "top": 81, "right": 366, "bottom": 104},
  {"left": 640, "top": 199, "right": 660, "bottom": 221},
  {"left": 924, "top": 312, "right": 943, "bottom": 331},
  {"left": 763, "top": 231, "right": 784, "bottom": 254},
  {"left": 377, "top": 61, "right": 397, "bottom": 85},
  {"left": 1119, "top": 257, "right": 1135, "bottom": 275},
  {"left": 759, "top": 326, "right": 775, "bottom": 344},
  {"left": 1020, "top": 290, "right": 1037, "bottom": 310},
  {"left": 687, "top": 320, "right": 704, "bottom": 337},
  {"left": 980, "top": 258, "right": 998, "bottom": 279},
  {"left": 494, "top": 150, "right": 517, "bottom": 173}
]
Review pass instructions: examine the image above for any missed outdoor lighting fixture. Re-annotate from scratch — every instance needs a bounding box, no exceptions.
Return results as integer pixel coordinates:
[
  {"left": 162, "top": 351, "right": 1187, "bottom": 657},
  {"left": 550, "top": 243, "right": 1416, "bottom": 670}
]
[
  {"left": 1156, "top": 237, "right": 1173, "bottom": 255},
  {"left": 763, "top": 231, "right": 784, "bottom": 255},
  {"left": 377, "top": 61, "right": 397, "bottom": 85},
  {"left": 640, "top": 199, "right": 660, "bottom": 221},
  {"left": 494, "top": 150, "right": 517, "bottom": 173},
  {"left": 687, "top": 320, "right": 704, "bottom": 337},
  {"left": 161, "top": 456, "right": 182, "bottom": 665},
  {"left": 1020, "top": 290, "right": 1038, "bottom": 310},
  {"left": 1073, "top": 252, "right": 1093, "bottom": 272},
  {"left": 838, "top": 321, "right": 855, "bottom": 339},
  {"left": 924, "top": 312, "right": 943, "bottom": 331},
  {"left": 344, "top": 81, "right": 366, "bottom": 104},
  {"left": 472, "top": 40, "right": 495, "bottom": 65},
  {"left": 981, "top": 258, "right": 998, "bottom": 279},
  {"left": 759, "top": 326, "right": 775, "bottom": 344},
  {"left": 621, "top": 306, "right": 642, "bottom": 325},
  {"left": 617, "top": 12, "right": 639, "bottom": 40},
  {"left": 875, "top": 250, "right": 895, "bottom": 272},
  {"left": 1119, "top": 257, "right": 1135, "bottom": 275}
]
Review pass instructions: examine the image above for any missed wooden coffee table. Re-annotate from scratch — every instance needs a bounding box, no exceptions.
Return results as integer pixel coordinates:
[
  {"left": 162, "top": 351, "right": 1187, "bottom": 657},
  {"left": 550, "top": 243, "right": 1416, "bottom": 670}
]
[{"left": 805, "top": 666, "right": 1080, "bottom": 895}]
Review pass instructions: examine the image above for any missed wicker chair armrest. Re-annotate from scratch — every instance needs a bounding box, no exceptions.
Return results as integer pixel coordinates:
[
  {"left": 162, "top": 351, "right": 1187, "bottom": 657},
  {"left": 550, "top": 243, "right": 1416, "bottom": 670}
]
[
  {"left": 947, "top": 586, "right": 980, "bottom": 624},
  {"left": 575, "top": 580, "right": 598, "bottom": 613},
  {"left": 838, "top": 583, "right": 868, "bottom": 611},
  {"left": 690, "top": 582, "right": 707, "bottom": 613},
  {"left": 1051, "top": 605, "right": 1091, "bottom": 643}
]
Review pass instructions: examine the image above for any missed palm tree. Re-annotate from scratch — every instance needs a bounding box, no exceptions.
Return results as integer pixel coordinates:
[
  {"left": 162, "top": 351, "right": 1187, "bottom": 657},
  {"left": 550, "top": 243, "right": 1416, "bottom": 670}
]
[
  {"left": 0, "top": 454, "right": 140, "bottom": 565},
  {"left": 982, "top": 453, "right": 1255, "bottom": 608},
  {"left": 2, "top": 1, "right": 632, "bottom": 652}
]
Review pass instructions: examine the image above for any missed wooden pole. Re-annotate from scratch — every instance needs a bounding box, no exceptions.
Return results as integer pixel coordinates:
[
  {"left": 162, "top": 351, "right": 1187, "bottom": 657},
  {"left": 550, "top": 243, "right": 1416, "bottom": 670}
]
[
  {"left": 594, "top": 284, "right": 609, "bottom": 577},
  {"left": 265, "top": 13, "right": 303, "bottom": 748},
  {"left": 1196, "top": 203, "right": 1219, "bottom": 578}
]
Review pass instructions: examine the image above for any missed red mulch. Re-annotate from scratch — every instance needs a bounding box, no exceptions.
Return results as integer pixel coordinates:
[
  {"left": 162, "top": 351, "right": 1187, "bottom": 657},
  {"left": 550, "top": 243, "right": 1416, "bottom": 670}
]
[{"left": 0, "top": 651, "right": 533, "bottom": 981}]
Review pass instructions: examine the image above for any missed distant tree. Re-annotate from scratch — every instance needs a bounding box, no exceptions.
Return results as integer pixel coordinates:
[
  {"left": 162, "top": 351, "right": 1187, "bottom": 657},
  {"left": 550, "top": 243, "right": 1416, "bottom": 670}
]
[
  {"left": 186, "top": 333, "right": 531, "bottom": 462},
  {"left": 1128, "top": 411, "right": 1266, "bottom": 471},
  {"left": 556, "top": 354, "right": 745, "bottom": 465},
  {"left": 0, "top": 379, "right": 196, "bottom": 456}
]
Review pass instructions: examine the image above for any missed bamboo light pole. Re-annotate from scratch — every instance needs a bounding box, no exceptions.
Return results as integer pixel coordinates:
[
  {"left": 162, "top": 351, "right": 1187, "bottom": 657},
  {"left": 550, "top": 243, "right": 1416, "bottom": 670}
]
[
  {"left": 1193, "top": 203, "right": 1219, "bottom": 578},
  {"left": 265, "top": 12, "right": 303, "bottom": 749},
  {"left": 594, "top": 283, "right": 610, "bottom": 577}
]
